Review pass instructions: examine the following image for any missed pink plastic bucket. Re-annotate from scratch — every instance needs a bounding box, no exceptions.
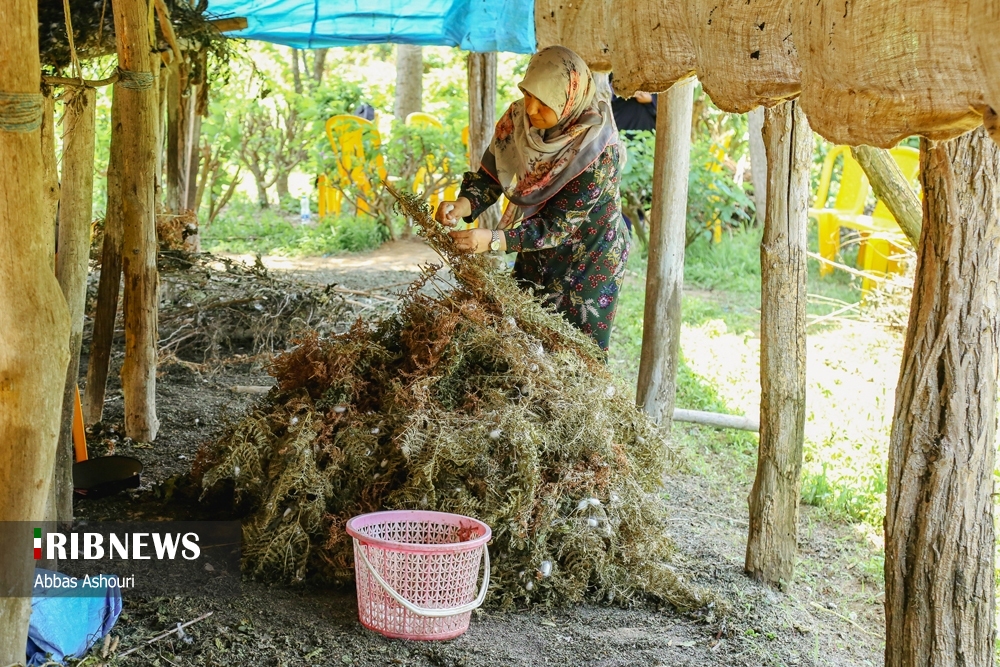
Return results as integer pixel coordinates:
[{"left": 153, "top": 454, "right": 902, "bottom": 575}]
[{"left": 346, "top": 510, "right": 492, "bottom": 640}]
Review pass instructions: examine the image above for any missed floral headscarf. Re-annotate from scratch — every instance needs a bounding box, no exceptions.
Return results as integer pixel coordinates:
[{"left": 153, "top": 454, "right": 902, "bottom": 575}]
[{"left": 480, "top": 46, "right": 619, "bottom": 226}]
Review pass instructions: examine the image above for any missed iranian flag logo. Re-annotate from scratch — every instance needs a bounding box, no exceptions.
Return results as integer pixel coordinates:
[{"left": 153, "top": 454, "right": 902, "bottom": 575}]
[{"left": 33, "top": 527, "right": 41, "bottom": 560}]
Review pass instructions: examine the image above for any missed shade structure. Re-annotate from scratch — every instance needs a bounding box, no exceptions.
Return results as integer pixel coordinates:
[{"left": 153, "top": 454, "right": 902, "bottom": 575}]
[{"left": 208, "top": 0, "right": 536, "bottom": 53}]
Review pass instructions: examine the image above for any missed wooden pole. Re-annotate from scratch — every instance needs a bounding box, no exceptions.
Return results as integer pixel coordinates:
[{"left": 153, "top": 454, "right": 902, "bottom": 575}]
[
  {"left": 40, "top": 88, "right": 59, "bottom": 258},
  {"left": 467, "top": 51, "right": 498, "bottom": 228},
  {"left": 0, "top": 0, "right": 72, "bottom": 660},
  {"left": 53, "top": 87, "right": 96, "bottom": 522},
  {"left": 851, "top": 145, "right": 922, "bottom": 247},
  {"left": 82, "top": 91, "right": 123, "bottom": 425},
  {"left": 884, "top": 127, "right": 998, "bottom": 667},
  {"left": 747, "top": 107, "right": 767, "bottom": 223},
  {"left": 112, "top": 0, "right": 160, "bottom": 441},
  {"left": 635, "top": 78, "right": 696, "bottom": 424},
  {"left": 165, "top": 62, "right": 187, "bottom": 212},
  {"left": 744, "top": 100, "right": 812, "bottom": 586},
  {"left": 673, "top": 408, "right": 759, "bottom": 432},
  {"left": 184, "top": 83, "right": 202, "bottom": 211}
]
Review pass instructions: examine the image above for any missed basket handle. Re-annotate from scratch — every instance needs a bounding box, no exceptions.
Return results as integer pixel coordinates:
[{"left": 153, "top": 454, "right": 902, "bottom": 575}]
[{"left": 355, "top": 540, "right": 490, "bottom": 618}]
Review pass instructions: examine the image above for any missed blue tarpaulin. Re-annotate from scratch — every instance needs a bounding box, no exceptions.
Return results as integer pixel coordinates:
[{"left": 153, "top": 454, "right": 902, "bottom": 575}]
[{"left": 208, "top": 0, "right": 537, "bottom": 53}]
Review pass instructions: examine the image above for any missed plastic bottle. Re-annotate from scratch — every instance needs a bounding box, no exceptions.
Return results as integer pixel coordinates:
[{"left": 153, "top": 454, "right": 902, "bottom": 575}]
[{"left": 300, "top": 195, "right": 311, "bottom": 222}]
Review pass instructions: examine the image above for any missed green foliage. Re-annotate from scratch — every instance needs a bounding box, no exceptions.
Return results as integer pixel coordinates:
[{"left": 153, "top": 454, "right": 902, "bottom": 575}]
[{"left": 203, "top": 196, "right": 388, "bottom": 256}]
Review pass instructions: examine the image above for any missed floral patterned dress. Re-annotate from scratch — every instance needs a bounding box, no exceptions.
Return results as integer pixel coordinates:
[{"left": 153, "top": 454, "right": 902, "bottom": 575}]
[{"left": 459, "top": 143, "right": 630, "bottom": 351}]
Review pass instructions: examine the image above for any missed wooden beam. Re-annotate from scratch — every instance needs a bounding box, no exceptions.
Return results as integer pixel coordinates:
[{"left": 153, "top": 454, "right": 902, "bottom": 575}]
[
  {"left": 209, "top": 17, "right": 248, "bottom": 33},
  {"left": 850, "top": 145, "right": 922, "bottom": 247},
  {"left": 112, "top": 0, "right": 160, "bottom": 441},
  {"left": 0, "top": 0, "right": 71, "bottom": 661},
  {"left": 467, "top": 51, "right": 498, "bottom": 228},
  {"left": 673, "top": 408, "right": 759, "bottom": 432},
  {"left": 83, "top": 91, "right": 124, "bottom": 425},
  {"left": 744, "top": 99, "right": 812, "bottom": 586},
  {"left": 54, "top": 87, "right": 96, "bottom": 523},
  {"left": 884, "top": 127, "right": 998, "bottom": 667},
  {"left": 635, "top": 77, "right": 695, "bottom": 424}
]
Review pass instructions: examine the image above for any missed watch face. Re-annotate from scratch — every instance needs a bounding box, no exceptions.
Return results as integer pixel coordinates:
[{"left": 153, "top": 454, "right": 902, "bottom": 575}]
[{"left": 490, "top": 240, "right": 500, "bottom": 251}]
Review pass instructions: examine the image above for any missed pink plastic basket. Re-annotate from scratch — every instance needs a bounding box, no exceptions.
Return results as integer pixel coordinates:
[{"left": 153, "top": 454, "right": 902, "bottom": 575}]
[{"left": 346, "top": 510, "right": 492, "bottom": 640}]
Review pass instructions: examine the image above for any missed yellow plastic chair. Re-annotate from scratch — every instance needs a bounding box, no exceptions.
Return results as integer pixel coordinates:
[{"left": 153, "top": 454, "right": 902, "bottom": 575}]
[
  {"left": 810, "top": 146, "right": 872, "bottom": 276},
  {"left": 844, "top": 146, "right": 920, "bottom": 292},
  {"left": 323, "top": 115, "right": 386, "bottom": 216},
  {"left": 405, "top": 112, "right": 456, "bottom": 208}
]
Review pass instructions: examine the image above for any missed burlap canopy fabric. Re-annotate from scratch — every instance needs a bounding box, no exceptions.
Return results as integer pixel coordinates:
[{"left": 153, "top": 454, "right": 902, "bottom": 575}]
[
  {"left": 689, "top": 0, "right": 799, "bottom": 114},
  {"left": 540, "top": 0, "right": 996, "bottom": 147},
  {"left": 608, "top": 0, "right": 695, "bottom": 98},
  {"left": 795, "top": 0, "right": 984, "bottom": 147},
  {"left": 535, "top": 0, "right": 611, "bottom": 72}
]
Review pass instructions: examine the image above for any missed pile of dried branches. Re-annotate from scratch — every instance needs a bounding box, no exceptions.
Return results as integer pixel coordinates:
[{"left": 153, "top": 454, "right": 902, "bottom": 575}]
[
  {"left": 85, "top": 251, "right": 351, "bottom": 364},
  {"left": 195, "top": 187, "right": 706, "bottom": 609}
]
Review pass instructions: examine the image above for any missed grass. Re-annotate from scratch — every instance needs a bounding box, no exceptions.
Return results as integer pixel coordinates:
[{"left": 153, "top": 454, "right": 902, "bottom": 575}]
[
  {"left": 202, "top": 197, "right": 389, "bottom": 256},
  {"left": 611, "top": 223, "right": 898, "bottom": 534}
]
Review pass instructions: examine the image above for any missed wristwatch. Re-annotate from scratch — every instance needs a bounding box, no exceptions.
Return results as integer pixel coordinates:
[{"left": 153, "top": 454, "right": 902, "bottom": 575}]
[{"left": 489, "top": 229, "right": 502, "bottom": 253}]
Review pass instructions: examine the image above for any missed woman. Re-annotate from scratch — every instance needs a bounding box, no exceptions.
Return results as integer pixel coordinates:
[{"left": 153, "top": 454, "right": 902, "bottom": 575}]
[{"left": 438, "top": 46, "right": 629, "bottom": 352}]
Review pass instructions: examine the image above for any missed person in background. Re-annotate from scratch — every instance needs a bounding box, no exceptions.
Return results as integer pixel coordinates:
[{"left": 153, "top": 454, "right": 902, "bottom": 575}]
[
  {"left": 435, "top": 46, "right": 629, "bottom": 353},
  {"left": 610, "top": 88, "right": 656, "bottom": 134},
  {"left": 610, "top": 78, "right": 657, "bottom": 232},
  {"left": 353, "top": 102, "right": 375, "bottom": 122}
]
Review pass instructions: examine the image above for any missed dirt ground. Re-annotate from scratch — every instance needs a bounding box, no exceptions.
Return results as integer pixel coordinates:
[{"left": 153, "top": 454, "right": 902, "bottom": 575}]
[{"left": 74, "top": 239, "right": 885, "bottom": 667}]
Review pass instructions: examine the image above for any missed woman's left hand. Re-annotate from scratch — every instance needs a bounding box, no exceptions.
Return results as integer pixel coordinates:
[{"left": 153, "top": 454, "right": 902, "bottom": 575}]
[{"left": 448, "top": 228, "right": 502, "bottom": 254}]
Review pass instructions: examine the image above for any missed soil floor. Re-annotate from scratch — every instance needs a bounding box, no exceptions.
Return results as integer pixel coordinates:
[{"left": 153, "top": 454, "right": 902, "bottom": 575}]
[{"left": 74, "top": 238, "right": 885, "bottom": 667}]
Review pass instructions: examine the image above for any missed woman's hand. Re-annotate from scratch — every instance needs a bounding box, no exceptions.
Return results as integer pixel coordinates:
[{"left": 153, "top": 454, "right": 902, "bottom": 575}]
[
  {"left": 435, "top": 197, "right": 472, "bottom": 227},
  {"left": 448, "top": 228, "right": 503, "bottom": 254}
]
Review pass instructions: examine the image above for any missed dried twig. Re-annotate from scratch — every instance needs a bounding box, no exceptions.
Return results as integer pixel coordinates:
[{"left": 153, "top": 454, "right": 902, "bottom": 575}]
[{"left": 119, "top": 611, "right": 214, "bottom": 658}]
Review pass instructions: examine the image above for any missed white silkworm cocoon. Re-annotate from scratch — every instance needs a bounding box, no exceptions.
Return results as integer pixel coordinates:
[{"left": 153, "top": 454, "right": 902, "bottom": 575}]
[{"left": 539, "top": 561, "right": 552, "bottom": 577}]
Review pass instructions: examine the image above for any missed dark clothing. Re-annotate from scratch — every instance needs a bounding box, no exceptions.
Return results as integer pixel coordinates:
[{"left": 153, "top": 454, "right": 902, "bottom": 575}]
[
  {"left": 610, "top": 94, "right": 657, "bottom": 132},
  {"left": 459, "top": 144, "right": 630, "bottom": 351}
]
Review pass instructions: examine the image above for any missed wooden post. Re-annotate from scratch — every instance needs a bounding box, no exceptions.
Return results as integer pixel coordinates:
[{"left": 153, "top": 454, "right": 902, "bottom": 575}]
[
  {"left": 747, "top": 107, "right": 767, "bottom": 223},
  {"left": 467, "top": 51, "right": 498, "bottom": 228},
  {"left": 851, "top": 145, "right": 922, "bottom": 247},
  {"left": 40, "top": 88, "right": 59, "bottom": 257},
  {"left": 113, "top": 0, "right": 160, "bottom": 441},
  {"left": 82, "top": 92, "right": 123, "bottom": 425},
  {"left": 744, "top": 100, "right": 812, "bottom": 586},
  {"left": 635, "top": 78, "right": 696, "bottom": 423},
  {"left": 0, "top": 0, "right": 72, "bottom": 661},
  {"left": 884, "top": 127, "right": 998, "bottom": 667},
  {"left": 184, "top": 85, "right": 202, "bottom": 211},
  {"left": 53, "top": 87, "right": 96, "bottom": 523},
  {"left": 166, "top": 62, "right": 188, "bottom": 212}
]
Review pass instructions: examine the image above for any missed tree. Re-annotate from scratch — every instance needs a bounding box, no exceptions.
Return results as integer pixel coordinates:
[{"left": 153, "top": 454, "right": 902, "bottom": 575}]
[
  {"left": 884, "top": 126, "right": 998, "bottom": 667},
  {"left": 0, "top": 0, "right": 71, "bottom": 660},
  {"left": 394, "top": 44, "right": 423, "bottom": 121}
]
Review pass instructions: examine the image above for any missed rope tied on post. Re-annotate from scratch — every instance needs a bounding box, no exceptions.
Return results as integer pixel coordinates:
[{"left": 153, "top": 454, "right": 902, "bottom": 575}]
[
  {"left": 116, "top": 68, "right": 154, "bottom": 91},
  {"left": 0, "top": 92, "right": 44, "bottom": 133}
]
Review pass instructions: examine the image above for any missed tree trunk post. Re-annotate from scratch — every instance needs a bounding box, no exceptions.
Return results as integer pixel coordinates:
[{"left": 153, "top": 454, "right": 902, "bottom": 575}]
[
  {"left": 165, "top": 62, "right": 188, "bottom": 213},
  {"left": 467, "top": 51, "right": 499, "bottom": 228},
  {"left": 884, "top": 127, "right": 998, "bottom": 667},
  {"left": 748, "top": 107, "right": 767, "bottom": 223},
  {"left": 394, "top": 45, "right": 423, "bottom": 121},
  {"left": 83, "top": 91, "right": 124, "bottom": 425},
  {"left": 113, "top": 0, "right": 160, "bottom": 441},
  {"left": 183, "top": 83, "right": 202, "bottom": 211},
  {"left": 0, "top": 0, "right": 72, "bottom": 660},
  {"left": 635, "top": 78, "right": 696, "bottom": 424},
  {"left": 851, "top": 145, "right": 922, "bottom": 247},
  {"left": 54, "top": 87, "right": 96, "bottom": 523},
  {"left": 744, "top": 100, "right": 811, "bottom": 586},
  {"left": 40, "top": 87, "right": 59, "bottom": 258}
]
